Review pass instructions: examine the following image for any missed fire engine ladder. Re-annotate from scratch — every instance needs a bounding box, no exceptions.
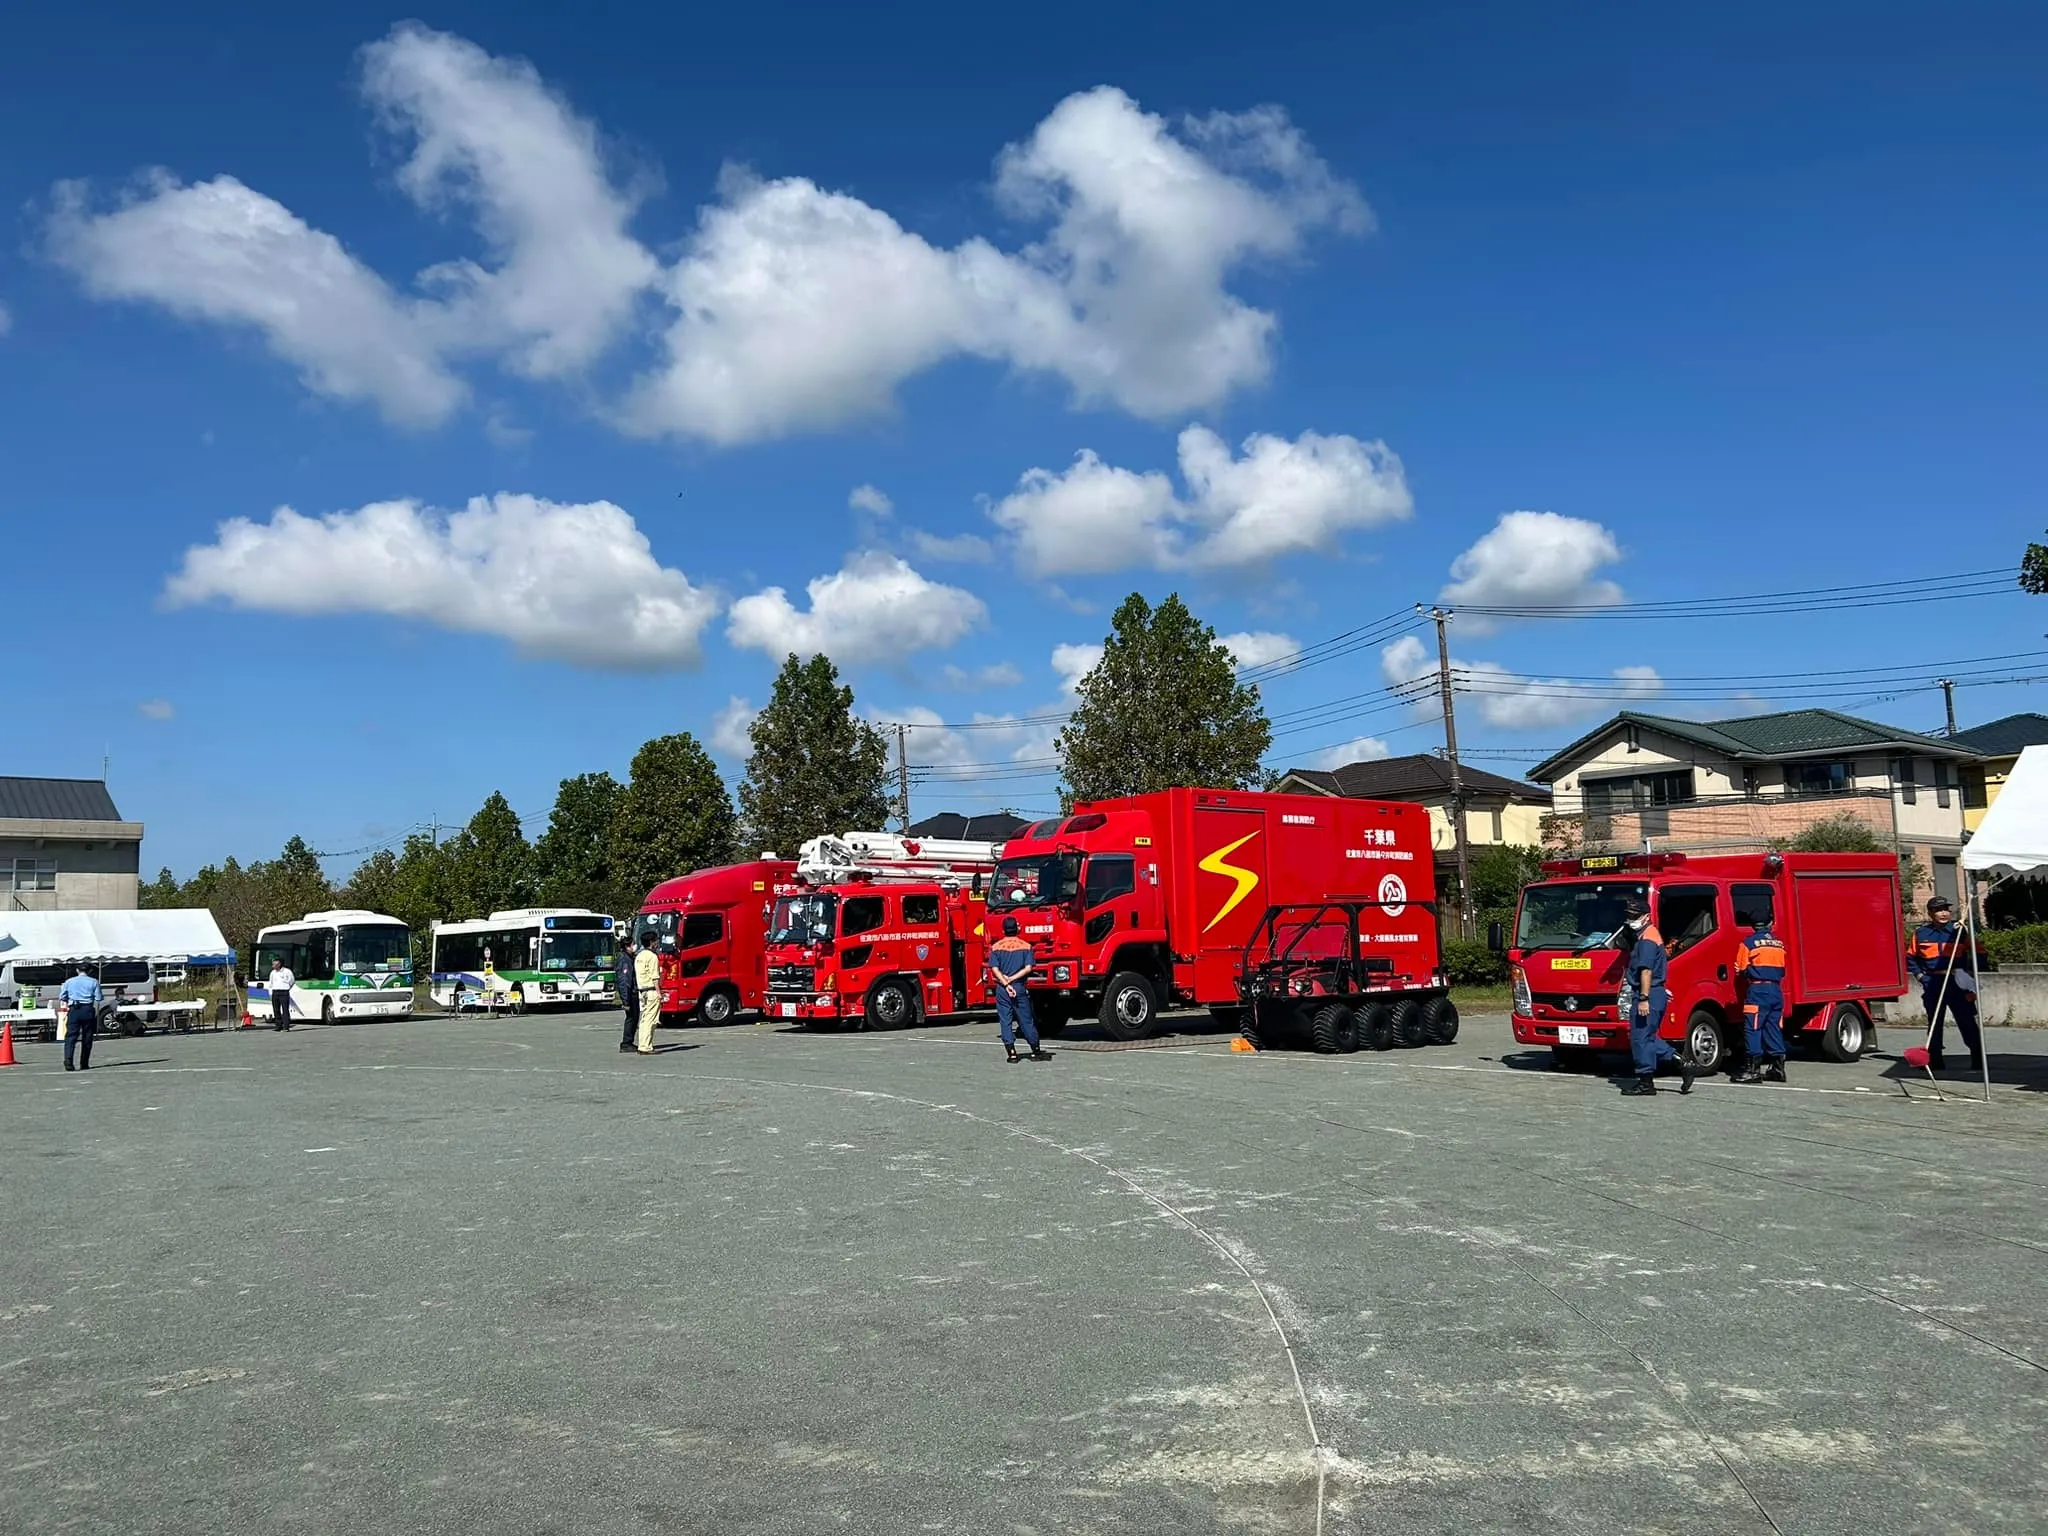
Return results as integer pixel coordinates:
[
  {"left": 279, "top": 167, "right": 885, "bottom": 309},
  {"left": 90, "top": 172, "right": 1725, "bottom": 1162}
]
[{"left": 795, "top": 832, "right": 1003, "bottom": 887}]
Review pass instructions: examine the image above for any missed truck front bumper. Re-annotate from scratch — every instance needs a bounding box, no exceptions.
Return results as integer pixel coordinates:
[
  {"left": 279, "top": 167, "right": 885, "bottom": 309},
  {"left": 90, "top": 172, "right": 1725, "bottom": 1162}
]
[
  {"left": 766, "top": 992, "right": 843, "bottom": 1023},
  {"left": 1512, "top": 1012, "right": 1628, "bottom": 1049}
]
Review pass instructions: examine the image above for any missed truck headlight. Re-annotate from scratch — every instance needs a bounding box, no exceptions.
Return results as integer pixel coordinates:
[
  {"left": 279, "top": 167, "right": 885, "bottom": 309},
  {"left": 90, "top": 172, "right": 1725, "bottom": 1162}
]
[
  {"left": 1511, "top": 965, "right": 1532, "bottom": 1015},
  {"left": 1052, "top": 965, "right": 1071, "bottom": 983}
]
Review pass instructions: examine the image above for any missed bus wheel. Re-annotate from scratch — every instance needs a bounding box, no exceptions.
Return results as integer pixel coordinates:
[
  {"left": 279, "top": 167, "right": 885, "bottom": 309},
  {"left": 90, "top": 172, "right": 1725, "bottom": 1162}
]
[
  {"left": 697, "top": 987, "right": 737, "bottom": 1027},
  {"left": 1358, "top": 1002, "right": 1394, "bottom": 1051},
  {"left": 1821, "top": 1001, "right": 1868, "bottom": 1063},
  {"left": 1685, "top": 1009, "right": 1727, "bottom": 1074},
  {"left": 1390, "top": 998, "right": 1426, "bottom": 1048},
  {"left": 866, "top": 979, "right": 915, "bottom": 1031},
  {"left": 321, "top": 997, "right": 336, "bottom": 1027},
  {"left": 1422, "top": 996, "right": 1460, "bottom": 1046},
  {"left": 1098, "top": 971, "right": 1158, "bottom": 1041},
  {"left": 1310, "top": 1002, "right": 1360, "bottom": 1055}
]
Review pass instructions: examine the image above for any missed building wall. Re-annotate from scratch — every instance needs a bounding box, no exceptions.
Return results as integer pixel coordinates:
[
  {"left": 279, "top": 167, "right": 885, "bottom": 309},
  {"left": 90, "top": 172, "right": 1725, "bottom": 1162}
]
[
  {"left": 1428, "top": 800, "right": 1548, "bottom": 851},
  {"left": 1963, "top": 756, "right": 2013, "bottom": 834},
  {"left": 1546, "top": 728, "right": 1744, "bottom": 814},
  {"left": 0, "top": 831, "right": 143, "bottom": 912}
]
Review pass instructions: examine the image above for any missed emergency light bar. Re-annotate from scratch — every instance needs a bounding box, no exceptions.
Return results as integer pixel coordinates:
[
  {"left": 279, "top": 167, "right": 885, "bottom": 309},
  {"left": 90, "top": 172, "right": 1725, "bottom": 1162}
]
[{"left": 1539, "top": 852, "right": 1691, "bottom": 876}]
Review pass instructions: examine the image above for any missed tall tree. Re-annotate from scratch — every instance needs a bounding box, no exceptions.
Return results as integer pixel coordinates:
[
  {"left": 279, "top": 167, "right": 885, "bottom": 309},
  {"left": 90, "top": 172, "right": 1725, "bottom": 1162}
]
[
  {"left": 139, "top": 867, "right": 180, "bottom": 908},
  {"left": 611, "top": 732, "right": 739, "bottom": 905},
  {"left": 443, "top": 792, "right": 535, "bottom": 919},
  {"left": 2021, "top": 532, "right": 2048, "bottom": 594},
  {"left": 1056, "top": 593, "right": 1272, "bottom": 805},
  {"left": 339, "top": 848, "right": 401, "bottom": 915},
  {"left": 738, "top": 653, "right": 892, "bottom": 852},
  {"left": 257, "top": 835, "right": 334, "bottom": 929},
  {"left": 535, "top": 771, "right": 627, "bottom": 913}
]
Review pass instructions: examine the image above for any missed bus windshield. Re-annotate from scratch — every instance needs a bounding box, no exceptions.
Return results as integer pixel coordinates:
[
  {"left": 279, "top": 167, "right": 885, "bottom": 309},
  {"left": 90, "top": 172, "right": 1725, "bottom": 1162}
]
[
  {"left": 770, "top": 893, "right": 836, "bottom": 946},
  {"left": 542, "top": 930, "right": 616, "bottom": 972},
  {"left": 991, "top": 854, "right": 1081, "bottom": 910},
  {"left": 338, "top": 925, "right": 411, "bottom": 974},
  {"left": 1515, "top": 881, "right": 1649, "bottom": 950}
]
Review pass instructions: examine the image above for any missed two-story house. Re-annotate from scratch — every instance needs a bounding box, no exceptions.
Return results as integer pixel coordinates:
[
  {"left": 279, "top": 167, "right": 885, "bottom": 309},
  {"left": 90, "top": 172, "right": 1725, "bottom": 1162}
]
[
  {"left": 1528, "top": 709, "right": 1978, "bottom": 907},
  {"left": 1947, "top": 713, "right": 2048, "bottom": 834}
]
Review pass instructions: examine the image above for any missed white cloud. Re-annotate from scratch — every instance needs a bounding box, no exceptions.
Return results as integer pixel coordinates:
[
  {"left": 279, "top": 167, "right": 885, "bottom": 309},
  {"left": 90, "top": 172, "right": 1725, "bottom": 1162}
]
[
  {"left": 908, "top": 529, "right": 995, "bottom": 564},
  {"left": 165, "top": 494, "right": 718, "bottom": 669},
  {"left": 880, "top": 702, "right": 1061, "bottom": 774},
  {"left": 1380, "top": 635, "right": 1662, "bottom": 731},
  {"left": 940, "top": 662, "right": 1023, "bottom": 690},
  {"left": 989, "top": 426, "right": 1410, "bottom": 577},
  {"left": 710, "top": 695, "right": 757, "bottom": 759},
  {"left": 848, "top": 484, "right": 893, "bottom": 515},
  {"left": 1051, "top": 641, "right": 1104, "bottom": 694},
  {"left": 137, "top": 699, "right": 175, "bottom": 721},
  {"left": 1441, "top": 511, "right": 1623, "bottom": 618},
  {"left": 726, "top": 551, "right": 986, "bottom": 666},
  {"left": 1221, "top": 630, "right": 1300, "bottom": 673},
  {"left": 1302, "top": 735, "right": 1391, "bottom": 770},
  {"left": 48, "top": 174, "right": 467, "bottom": 427}
]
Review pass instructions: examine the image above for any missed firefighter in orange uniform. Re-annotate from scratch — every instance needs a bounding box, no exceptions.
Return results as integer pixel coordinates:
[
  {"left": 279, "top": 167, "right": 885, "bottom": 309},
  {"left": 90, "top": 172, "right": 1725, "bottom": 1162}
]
[
  {"left": 1733, "top": 907, "right": 1788, "bottom": 1084},
  {"left": 986, "top": 917, "right": 1051, "bottom": 1065}
]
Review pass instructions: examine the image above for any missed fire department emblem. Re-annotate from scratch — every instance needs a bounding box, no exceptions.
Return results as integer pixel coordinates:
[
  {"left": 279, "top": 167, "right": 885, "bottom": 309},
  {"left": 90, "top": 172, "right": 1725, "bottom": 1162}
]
[
  {"left": 915, "top": 944, "right": 930, "bottom": 960},
  {"left": 1378, "top": 873, "right": 1408, "bottom": 918}
]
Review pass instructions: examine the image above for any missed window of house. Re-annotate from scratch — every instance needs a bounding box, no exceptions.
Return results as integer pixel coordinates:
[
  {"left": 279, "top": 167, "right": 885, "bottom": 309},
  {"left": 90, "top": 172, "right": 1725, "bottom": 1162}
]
[
  {"left": 1656, "top": 884, "right": 1720, "bottom": 959},
  {"left": 1731, "top": 882, "right": 1776, "bottom": 929},
  {"left": 1894, "top": 757, "right": 1917, "bottom": 805},
  {"left": 840, "top": 896, "right": 887, "bottom": 938},
  {"left": 1584, "top": 770, "right": 1695, "bottom": 815},
  {"left": 9, "top": 858, "right": 57, "bottom": 892},
  {"left": 679, "top": 913, "right": 725, "bottom": 948},
  {"left": 1489, "top": 808, "right": 1504, "bottom": 842},
  {"left": 900, "top": 894, "right": 940, "bottom": 925},
  {"left": 1932, "top": 761, "right": 1952, "bottom": 809},
  {"left": 1083, "top": 854, "right": 1135, "bottom": 907},
  {"left": 1789, "top": 761, "right": 1853, "bottom": 797},
  {"left": 1961, "top": 766, "right": 1989, "bottom": 811}
]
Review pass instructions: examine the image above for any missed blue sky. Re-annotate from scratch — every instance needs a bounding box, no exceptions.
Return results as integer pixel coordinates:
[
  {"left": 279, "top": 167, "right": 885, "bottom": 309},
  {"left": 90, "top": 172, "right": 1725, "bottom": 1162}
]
[{"left": 5, "top": 0, "right": 2044, "bottom": 881}]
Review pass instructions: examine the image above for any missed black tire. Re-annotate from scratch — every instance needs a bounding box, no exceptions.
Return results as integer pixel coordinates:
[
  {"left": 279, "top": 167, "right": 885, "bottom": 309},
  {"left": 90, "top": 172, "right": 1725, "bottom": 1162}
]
[
  {"left": 1820, "top": 1001, "right": 1868, "bottom": 1063},
  {"left": 1310, "top": 1002, "right": 1360, "bottom": 1055},
  {"left": 865, "top": 978, "right": 916, "bottom": 1031},
  {"left": 697, "top": 987, "right": 737, "bottom": 1027},
  {"left": 1685, "top": 1008, "right": 1727, "bottom": 1074},
  {"left": 321, "top": 997, "right": 336, "bottom": 1027},
  {"left": 1098, "top": 971, "right": 1159, "bottom": 1041},
  {"left": 1422, "top": 996, "right": 1460, "bottom": 1046},
  {"left": 1358, "top": 1001, "right": 1394, "bottom": 1051},
  {"left": 1389, "top": 998, "right": 1426, "bottom": 1048}
]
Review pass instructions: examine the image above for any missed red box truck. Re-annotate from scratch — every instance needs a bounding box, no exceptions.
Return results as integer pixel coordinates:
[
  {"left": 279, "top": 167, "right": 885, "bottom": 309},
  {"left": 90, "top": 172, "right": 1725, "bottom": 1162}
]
[
  {"left": 636, "top": 860, "right": 798, "bottom": 1024},
  {"left": 1505, "top": 851, "right": 1908, "bottom": 1072},
  {"left": 989, "top": 788, "right": 1446, "bottom": 1043}
]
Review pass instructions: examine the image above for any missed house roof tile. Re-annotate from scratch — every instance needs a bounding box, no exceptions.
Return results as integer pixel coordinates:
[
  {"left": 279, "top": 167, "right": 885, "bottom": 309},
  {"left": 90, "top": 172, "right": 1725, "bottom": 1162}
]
[
  {"left": 1946, "top": 713, "right": 2048, "bottom": 758},
  {"left": 0, "top": 776, "right": 125, "bottom": 822}
]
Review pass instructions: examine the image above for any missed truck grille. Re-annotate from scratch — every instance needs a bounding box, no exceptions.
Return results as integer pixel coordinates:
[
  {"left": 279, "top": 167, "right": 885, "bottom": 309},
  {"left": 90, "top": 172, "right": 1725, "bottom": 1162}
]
[
  {"left": 769, "top": 965, "right": 814, "bottom": 993},
  {"left": 1532, "top": 991, "right": 1618, "bottom": 1013}
]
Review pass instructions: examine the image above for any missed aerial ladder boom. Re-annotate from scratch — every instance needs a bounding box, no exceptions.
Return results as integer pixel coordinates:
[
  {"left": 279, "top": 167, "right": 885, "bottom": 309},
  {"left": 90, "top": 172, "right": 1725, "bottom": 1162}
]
[{"left": 794, "top": 832, "right": 1002, "bottom": 887}]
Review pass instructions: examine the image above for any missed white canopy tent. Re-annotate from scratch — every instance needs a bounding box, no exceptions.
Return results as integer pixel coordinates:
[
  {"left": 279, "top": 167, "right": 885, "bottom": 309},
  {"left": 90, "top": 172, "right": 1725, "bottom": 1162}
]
[{"left": 0, "top": 908, "right": 233, "bottom": 968}]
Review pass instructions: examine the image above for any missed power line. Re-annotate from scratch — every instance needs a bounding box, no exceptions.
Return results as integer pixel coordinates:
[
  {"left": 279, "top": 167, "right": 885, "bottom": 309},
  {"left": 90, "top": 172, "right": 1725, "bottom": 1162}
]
[{"left": 1458, "top": 567, "right": 2014, "bottom": 621}]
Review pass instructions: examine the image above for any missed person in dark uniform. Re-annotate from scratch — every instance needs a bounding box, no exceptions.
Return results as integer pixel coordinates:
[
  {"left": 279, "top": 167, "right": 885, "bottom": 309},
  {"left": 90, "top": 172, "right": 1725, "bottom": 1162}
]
[
  {"left": 986, "top": 917, "right": 1050, "bottom": 1064},
  {"left": 1733, "top": 906, "right": 1789, "bottom": 1084},
  {"left": 616, "top": 934, "right": 640, "bottom": 1055},
  {"left": 1907, "top": 896, "right": 1981, "bottom": 1073},
  {"left": 58, "top": 963, "right": 102, "bottom": 1072},
  {"left": 1622, "top": 896, "right": 1693, "bottom": 1097}
]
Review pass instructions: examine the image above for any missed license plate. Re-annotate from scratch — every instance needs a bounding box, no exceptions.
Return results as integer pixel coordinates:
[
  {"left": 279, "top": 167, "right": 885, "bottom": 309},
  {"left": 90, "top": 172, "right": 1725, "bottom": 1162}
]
[
  {"left": 1558, "top": 1025, "right": 1590, "bottom": 1046},
  {"left": 780, "top": 1003, "right": 797, "bottom": 1018},
  {"left": 1552, "top": 957, "right": 1592, "bottom": 971}
]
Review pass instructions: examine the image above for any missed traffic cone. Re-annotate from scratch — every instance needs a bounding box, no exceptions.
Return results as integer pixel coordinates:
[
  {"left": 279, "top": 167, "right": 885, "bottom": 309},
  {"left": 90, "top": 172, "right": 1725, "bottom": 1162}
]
[
  {"left": 0, "top": 1022, "right": 16, "bottom": 1067},
  {"left": 1230, "top": 1036, "right": 1258, "bottom": 1053},
  {"left": 240, "top": 1010, "right": 253, "bottom": 1029}
]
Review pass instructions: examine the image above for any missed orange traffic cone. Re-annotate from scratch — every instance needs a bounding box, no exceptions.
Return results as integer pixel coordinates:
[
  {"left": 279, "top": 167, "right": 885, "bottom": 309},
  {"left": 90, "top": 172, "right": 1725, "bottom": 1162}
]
[
  {"left": 0, "top": 1022, "right": 16, "bottom": 1067},
  {"left": 1230, "top": 1035, "right": 1258, "bottom": 1053},
  {"left": 240, "top": 1009, "right": 253, "bottom": 1028}
]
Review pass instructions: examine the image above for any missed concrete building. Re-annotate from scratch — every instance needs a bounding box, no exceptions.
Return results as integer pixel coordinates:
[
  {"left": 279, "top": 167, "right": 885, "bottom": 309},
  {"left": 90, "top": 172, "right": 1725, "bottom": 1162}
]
[
  {"left": 1528, "top": 710, "right": 1977, "bottom": 907},
  {"left": 0, "top": 778, "right": 144, "bottom": 912},
  {"left": 1948, "top": 713, "right": 2048, "bottom": 834}
]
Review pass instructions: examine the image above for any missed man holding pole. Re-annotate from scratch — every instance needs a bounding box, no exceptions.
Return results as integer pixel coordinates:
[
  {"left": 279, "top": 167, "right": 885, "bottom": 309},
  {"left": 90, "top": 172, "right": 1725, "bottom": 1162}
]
[{"left": 1908, "top": 896, "right": 1981, "bottom": 1074}]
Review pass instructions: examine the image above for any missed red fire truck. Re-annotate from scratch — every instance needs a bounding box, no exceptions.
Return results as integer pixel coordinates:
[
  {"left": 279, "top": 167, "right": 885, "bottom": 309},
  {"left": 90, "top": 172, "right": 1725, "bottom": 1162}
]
[
  {"left": 1504, "top": 851, "right": 1908, "bottom": 1072},
  {"left": 763, "top": 834, "right": 1005, "bottom": 1029},
  {"left": 636, "top": 859, "right": 798, "bottom": 1024},
  {"left": 989, "top": 788, "right": 1447, "bottom": 1043}
]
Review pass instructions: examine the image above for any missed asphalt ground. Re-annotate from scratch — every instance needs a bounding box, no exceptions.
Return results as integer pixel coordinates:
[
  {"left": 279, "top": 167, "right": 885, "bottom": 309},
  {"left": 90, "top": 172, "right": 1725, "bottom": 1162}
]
[{"left": 2, "top": 1007, "right": 2045, "bottom": 1535}]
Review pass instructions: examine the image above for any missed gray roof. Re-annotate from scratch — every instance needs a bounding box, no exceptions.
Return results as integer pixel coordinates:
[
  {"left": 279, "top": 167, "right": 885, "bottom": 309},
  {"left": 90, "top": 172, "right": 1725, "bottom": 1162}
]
[
  {"left": 1947, "top": 713, "right": 2048, "bottom": 758},
  {"left": 1276, "top": 753, "right": 1551, "bottom": 804},
  {"left": 1530, "top": 709, "right": 1981, "bottom": 783},
  {"left": 0, "top": 776, "right": 124, "bottom": 821}
]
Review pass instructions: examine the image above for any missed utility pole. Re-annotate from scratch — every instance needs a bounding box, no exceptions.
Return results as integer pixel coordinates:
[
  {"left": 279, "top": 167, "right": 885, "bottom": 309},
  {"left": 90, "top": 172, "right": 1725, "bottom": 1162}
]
[
  {"left": 1424, "top": 606, "right": 1473, "bottom": 938},
  {"left": 895, "top": 723, "right": 912, "bottom": 834},
  {"left": 1937, "top": 677, "right": 1957, "bottom": 736}
]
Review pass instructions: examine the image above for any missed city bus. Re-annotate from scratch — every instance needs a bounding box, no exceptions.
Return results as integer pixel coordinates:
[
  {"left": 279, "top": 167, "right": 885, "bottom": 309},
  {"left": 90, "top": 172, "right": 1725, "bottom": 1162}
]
[
  {"left": 249, "top": 909, "right": 415, "bottom": 1025},
  {"left": 429, "top": 908, "right": 619, "bottom": 1012}
]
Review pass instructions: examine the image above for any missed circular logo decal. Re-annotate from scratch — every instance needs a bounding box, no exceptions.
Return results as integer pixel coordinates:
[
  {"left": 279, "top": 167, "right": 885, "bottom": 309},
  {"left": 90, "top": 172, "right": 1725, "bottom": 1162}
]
[
  {"left": 1378, "top": 873, "right": 1408, "bottom": 918},
  {"left": 915, "top": 944, "right": 930, "bottom": 961}
]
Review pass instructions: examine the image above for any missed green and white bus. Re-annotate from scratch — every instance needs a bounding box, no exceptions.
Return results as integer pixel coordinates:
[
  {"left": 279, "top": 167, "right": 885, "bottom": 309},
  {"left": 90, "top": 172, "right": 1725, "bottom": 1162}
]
[
  {"left": 250, "top": 909, "right": 415, "bottom": 1025},
  {"left": 429, "top": 908, "right": 619, "bottom": 1012}
]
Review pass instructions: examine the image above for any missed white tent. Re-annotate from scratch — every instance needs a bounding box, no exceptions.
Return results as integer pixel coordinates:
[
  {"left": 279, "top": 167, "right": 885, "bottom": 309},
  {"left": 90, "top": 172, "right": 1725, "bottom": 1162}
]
[
  {"left": 0, "top": 908, "right": 233, "bottom": 967},
  {"left": 1962, "top": 745, "right": 2048, "bottom": 879}
]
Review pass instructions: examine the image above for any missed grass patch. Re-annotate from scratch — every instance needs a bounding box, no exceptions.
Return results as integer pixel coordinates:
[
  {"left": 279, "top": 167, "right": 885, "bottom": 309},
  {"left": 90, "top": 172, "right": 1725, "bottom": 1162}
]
[{"left": 1450, "top": 985, "right": 1513, "bottom": 1013}]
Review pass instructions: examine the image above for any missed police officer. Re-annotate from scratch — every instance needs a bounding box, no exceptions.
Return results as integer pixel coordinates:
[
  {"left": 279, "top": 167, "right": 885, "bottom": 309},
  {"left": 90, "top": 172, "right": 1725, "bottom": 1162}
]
[
  {"left": 1621, "top": 896, "right": 1693, "bottom": 1097},
  {"left": 1733, "top": 904, "right": 1788, "bottom": 1084},
  {"left": 986, "top": 917, "right": 1051, "bottom": 1064},
  {"left": 58, "top": 962, "right": 103, "bottom": 1072},
  {"left": 616, "top": 935, "right": 640, "bottom": 1055},
  {"left": 1908, "top": 896, "right": 1981, "bottom": 1073}
]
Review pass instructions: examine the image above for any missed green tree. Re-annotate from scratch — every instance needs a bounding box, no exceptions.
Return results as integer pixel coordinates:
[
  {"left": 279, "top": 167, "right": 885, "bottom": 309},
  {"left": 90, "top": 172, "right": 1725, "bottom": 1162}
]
[
  {"left": 443, "top": 792, "right": 535, "bottom": 919},
  {"left": 535, "top": 771, "right": 627, "bottom": 912},
  {"left": 139, "top": 867, "right": 180, "bottom": 908},
  {"left": 182, "top": 857, "right": 267, "bottom": 960},
  {"left": 256, "top": 835, "right": 334, "bottom": 930},
  {"left": 1056, "top": 593, "right": 1272, "bottom": 806},
  {"left": 339, "top": 848, "right": 401, "bottom": 914},
  {"left": 738, "top": 653, "right": 892, "bottom": 852},
  {"left": 1466, "top": 843, "right": 1543, "bottom": 928},
  {"left": 2020, "top": 533, "right": 2048, "bottom": 594},
  {"left": 610, "top": 732, "right": 739, "bottom": 905}
]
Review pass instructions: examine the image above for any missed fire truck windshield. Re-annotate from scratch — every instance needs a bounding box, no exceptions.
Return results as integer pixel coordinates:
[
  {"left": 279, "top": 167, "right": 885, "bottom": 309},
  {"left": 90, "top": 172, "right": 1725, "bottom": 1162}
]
[
  {"left": 1515, "top": 881, "right": 1649, "bottom": 950},
  {"left": 990, "top": 853, "right": 1081, "bottom": 909},
  {"left": 770, "top": 893, "right": 836, "bottom": 946}
]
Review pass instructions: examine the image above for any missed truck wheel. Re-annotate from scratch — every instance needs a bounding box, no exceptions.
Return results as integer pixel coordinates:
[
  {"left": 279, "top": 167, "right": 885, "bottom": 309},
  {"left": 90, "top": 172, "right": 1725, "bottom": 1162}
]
[
  {"left": 1422, "top": 996, "right": 1460, "bottom": 1045},
  {"left": 1390, "top": 998, "right": 1426, "bottom": 1048},
  {"left": 1820, "top": 1001, "right": 1868, "bottom": 1063},
  {"left": 866, "top": 979, "right": 915, "bottom": 1031},
  {"left": 1358, "top": 1002, "right": 1393, "bottom": 1051},
  {"left": 1685, "top": 1009, "right": 1727, "bottom": 1074},
  {"left": 1310, "top": 1002, "right": 1360, "bottom": 1054},
  {"left": 697, "top": 987, "right": 737, "bottom": 1026},
  {"left": 1098, "top": 971, "right": 1158, "bottom": 1041}
]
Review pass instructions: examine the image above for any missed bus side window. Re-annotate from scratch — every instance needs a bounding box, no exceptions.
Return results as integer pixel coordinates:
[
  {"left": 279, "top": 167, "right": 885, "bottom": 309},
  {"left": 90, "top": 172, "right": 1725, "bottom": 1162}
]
[{"left": 305, "top": 932, "right": 337, "bottom": 981}]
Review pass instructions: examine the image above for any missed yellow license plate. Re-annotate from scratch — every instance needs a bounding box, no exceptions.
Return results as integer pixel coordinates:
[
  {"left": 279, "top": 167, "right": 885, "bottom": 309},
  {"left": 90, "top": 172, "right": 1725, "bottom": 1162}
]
[{"left": 1552, "top": 957, "right": 1593, "bottom": 971}]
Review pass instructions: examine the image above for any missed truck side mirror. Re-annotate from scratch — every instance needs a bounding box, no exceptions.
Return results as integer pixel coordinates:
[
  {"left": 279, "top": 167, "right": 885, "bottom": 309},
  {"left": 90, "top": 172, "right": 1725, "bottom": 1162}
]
[{"left": 1486, "top": 921, "right": 1505, "bottom": 954}]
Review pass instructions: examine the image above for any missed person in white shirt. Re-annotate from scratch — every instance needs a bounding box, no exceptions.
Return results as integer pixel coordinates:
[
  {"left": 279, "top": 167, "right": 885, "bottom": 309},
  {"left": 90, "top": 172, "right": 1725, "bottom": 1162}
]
[{"left": 267, "top": 959, "right": 295, "bottom": 1032}]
